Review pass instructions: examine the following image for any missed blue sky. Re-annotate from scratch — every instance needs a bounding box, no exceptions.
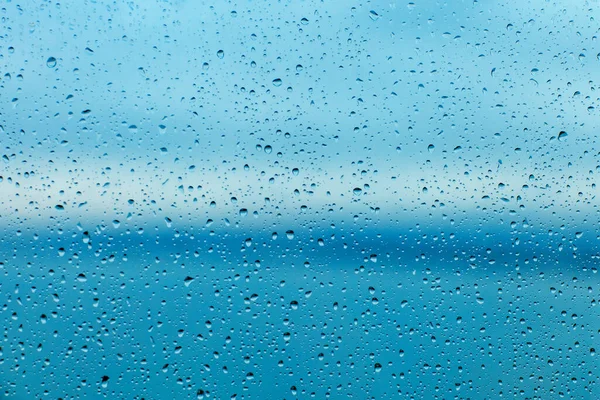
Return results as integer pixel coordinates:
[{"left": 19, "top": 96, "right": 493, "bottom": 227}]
[{"left": 1, "top": 0, "right": 599, "bottom": 235}]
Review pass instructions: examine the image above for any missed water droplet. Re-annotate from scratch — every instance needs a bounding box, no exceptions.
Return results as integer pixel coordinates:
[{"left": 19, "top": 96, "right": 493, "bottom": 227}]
[
  {"left": 558, "top": 131, "right": 568, "bottom": 141},
  {"left": 46, "top": 57, "right": 57, "bottom": 68},
  {"left": 296, "top": 64, "right": 303, "bottom": 72},
  {"left": 184, "top": 276, "right": 194, "bottom": 287},
  {"left": 286, "top": 230, "right": 295, "bottom": 240},
  {"left": 353, "top": 188, "right": 362, "bottom": 196},
  {"left": 76, "top": 273, "right": 87, "bottom": 283},
  {"left": 272, "top": 78, "right": 282, "bottom": 87},
  {"left": 217, "top": 50, "right": 224, "bottom": 59},
  {"left": 369, "top": 10, "right": 380, "bottom": 21}
]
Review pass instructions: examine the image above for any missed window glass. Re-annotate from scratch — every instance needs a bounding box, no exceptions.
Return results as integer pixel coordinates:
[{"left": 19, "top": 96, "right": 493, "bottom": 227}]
[{"left": 1, "top": 1, "right": 598, "bottom": 399}]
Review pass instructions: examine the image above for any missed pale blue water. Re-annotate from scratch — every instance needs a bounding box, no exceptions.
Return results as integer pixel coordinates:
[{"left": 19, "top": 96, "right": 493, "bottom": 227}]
[{"left": 1, "top": 0, "right": 600, "bottom": 399}]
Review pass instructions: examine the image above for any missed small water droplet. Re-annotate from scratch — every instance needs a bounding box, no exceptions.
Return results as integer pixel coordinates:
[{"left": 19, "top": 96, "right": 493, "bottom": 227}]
[
  {"left": 217, "top": 50, "right": 224, "bottom": 59},
  {"left": 46, "top": 57, "right": 57, "bottom": 68},
  {"left": 272, "top": 78, "right": 282, "bottom": 87}
]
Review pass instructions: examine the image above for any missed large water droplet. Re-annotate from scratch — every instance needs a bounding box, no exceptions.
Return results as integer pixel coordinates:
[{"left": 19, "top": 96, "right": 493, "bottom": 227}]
[
  {"left": 558, "top": 131, "right": 568, "bottom": 141},
  {"left": 369, "top": 10, "right": 380, "bottom": 21}
]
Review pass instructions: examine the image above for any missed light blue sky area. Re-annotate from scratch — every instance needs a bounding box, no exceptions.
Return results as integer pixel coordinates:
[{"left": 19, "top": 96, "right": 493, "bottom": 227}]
[{"left": 1, "top": 0, "right": 599, "bottom": 232}]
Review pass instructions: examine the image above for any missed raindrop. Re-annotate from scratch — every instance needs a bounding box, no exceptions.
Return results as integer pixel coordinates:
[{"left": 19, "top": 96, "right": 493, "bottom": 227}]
[{"left": 558, "top": 131, "right": 568, "bottom": 141}]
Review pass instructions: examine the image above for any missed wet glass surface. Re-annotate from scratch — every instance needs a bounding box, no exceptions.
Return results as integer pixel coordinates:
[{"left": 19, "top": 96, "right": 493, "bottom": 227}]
[{"left": 1, "top": 1, "right": 599, "bottom": 399}]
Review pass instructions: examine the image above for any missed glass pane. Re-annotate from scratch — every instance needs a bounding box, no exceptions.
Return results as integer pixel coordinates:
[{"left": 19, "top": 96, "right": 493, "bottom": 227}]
[{"left": 1, "top": 1, "right": 598, "bottom": 398}]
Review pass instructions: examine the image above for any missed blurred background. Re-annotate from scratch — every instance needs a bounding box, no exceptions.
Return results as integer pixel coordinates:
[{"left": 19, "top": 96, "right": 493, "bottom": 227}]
[{"left": 1, "top": 0, "right": 599, "bottom": 399}]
